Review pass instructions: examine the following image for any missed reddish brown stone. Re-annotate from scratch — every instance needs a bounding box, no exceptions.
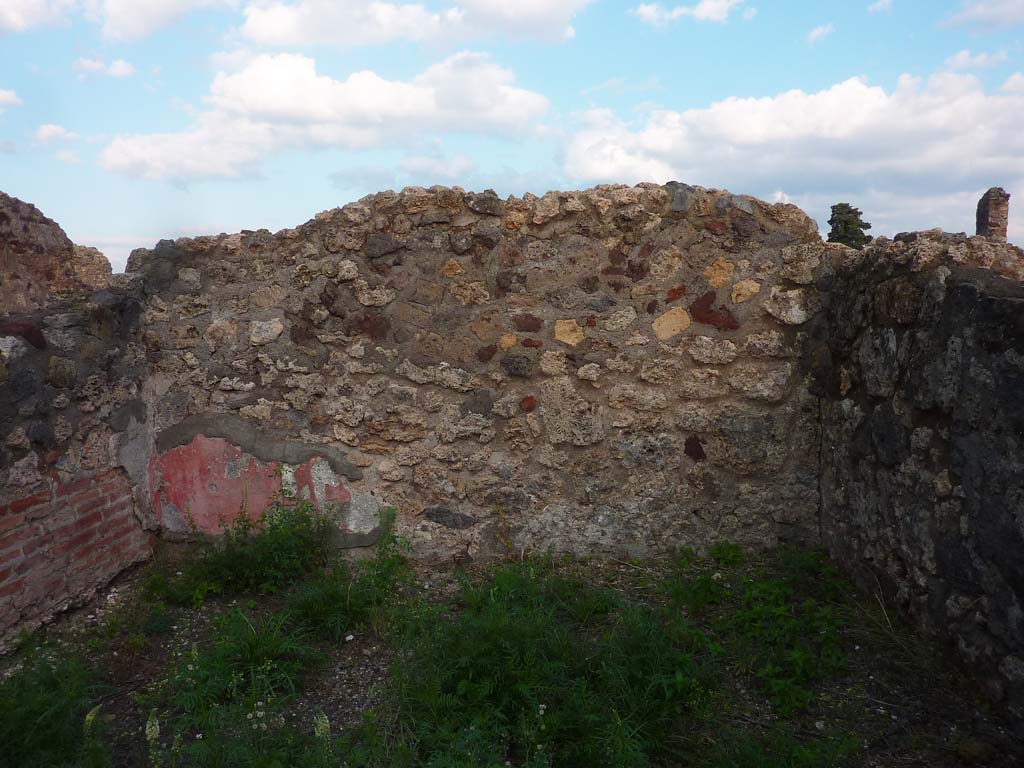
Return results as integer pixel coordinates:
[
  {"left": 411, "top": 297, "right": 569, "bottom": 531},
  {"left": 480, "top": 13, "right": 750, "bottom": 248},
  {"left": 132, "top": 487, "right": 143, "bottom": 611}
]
[
  {"left": 519, "top": 395, "right": 538, "bottom": 412},
  {"left": 667, "top": 285, "right": 687, "bottom": 303},
  {"left": 601, "top": 265, "right": 625, "bottom": 276},
  {"left": 646, "top": 300, "right": 659, "bottom": 315},
  {"left": 608, "top": 249, "right": 627, "bottom": 265},
  {"left": 0, "top": 322, "right": 47, "bottom": 349},
  {"left": 522, "top": 338, "right": 543, "bottom": 348},
  {"left": 684, "top": 436, "right": 706, "bottom": 462},
  {"left": 357, "top": 312, "right": 390, "bottom": 341},
  {"left": 690, "top": 291, "right": 739, "bottom": 330},
  {"left": 625, "top": 259, "right": 649, "bottom": 283},
  {"left": 513, "top": 313, "right": 544, "bottom": 332},
  {"left": 586, "top": 315, "right": 597, "bottom": 328},
  {"left": 476, "top": 344, "right": 498, "bottom": 362},
  {"left": 705, "top": 220, "right": 729, "bottom": 236}
]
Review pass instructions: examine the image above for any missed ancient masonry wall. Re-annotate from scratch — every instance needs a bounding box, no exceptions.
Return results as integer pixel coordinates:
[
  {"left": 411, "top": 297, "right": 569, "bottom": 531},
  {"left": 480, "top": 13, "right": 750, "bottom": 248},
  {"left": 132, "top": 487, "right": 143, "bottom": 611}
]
[
  {"left": 1, "top": 183, "right": 1022, "bottom": 722},
  {"left": 808, "top": 228, "right": 1024, "bottom": 722},
  {"left": 129, "top": 183, "right": 825, "bottom": 557},
  {"left": 0, "top": 293, "right": 152, "bottom": 642}
]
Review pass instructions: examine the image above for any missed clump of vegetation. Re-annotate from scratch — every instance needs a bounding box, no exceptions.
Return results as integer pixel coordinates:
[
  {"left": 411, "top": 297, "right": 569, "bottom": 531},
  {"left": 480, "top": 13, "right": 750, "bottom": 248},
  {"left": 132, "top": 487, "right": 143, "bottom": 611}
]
[
  {"left": 3, "top": 515, "right": 1004, "bottom": 768},
  {"left": 143, "top": 508, "right": 411, "bottom": 768},
  {"left": 338, "top": 552, "right": 852, "bottom": 767},
  {"left": 0, "top": 651, "right": 111, "bottom": 767},
  {"left": 145, "top": 501, "right": 334, "bottom": 607},
  {"left": 285, "top": 509, "right": 411, "bottom": 639},
  {"left": 827, "top": 202, "right": 873, "bottom": 249}
]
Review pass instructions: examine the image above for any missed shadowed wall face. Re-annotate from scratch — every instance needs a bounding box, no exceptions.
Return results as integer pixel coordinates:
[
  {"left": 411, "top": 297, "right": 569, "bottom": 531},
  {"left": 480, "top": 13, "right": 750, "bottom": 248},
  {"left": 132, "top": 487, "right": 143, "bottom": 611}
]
[
  {"left": 809, "top": 231, "right": 1024, "bottom": 724},
  {"left": 977, "top": 187, "right": 1011, "bottom": 243}
]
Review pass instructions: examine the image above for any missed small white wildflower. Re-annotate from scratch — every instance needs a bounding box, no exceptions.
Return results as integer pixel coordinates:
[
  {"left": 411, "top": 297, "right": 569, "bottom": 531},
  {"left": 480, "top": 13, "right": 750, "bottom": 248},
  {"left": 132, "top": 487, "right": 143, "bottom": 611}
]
[
  {"left": 247, "top": 713, "right": 253, "bottom": 720},
  {"left": 196, "top": 733, "right": 203, "bottom": 740}
]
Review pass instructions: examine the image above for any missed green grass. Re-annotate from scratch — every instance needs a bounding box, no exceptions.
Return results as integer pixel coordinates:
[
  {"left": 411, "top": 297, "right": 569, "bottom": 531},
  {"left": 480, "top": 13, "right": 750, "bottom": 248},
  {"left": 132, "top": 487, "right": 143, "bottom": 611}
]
[
  {"left": 145, "top": 501, "right": 335, "bottom": 608},
  {"left": 0, "top": 651, "right": 111, "bottom": 768},
  {"left": 336, "top": 551, "right": 854, "bottom": 767},
  {"left": 1, "top": 524, "right": 930, "bottom": 768}
]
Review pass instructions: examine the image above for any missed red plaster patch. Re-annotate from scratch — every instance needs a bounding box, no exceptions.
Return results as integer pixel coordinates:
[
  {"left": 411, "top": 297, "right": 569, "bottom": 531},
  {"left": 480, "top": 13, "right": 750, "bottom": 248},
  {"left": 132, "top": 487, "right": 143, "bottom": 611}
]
[{"left": 148, "top": 435, "right": 349, "bottom": 535}]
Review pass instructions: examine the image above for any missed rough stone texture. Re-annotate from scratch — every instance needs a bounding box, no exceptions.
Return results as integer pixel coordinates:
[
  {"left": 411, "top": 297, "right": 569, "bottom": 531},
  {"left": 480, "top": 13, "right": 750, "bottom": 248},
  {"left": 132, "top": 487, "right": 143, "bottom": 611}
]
[
  {"left": 977, "top": 187, "right": 1011, "bottom": 243},
  {"left": 113, "top": 182, "right": 823, "bottom": 570},
  {"left": 3, "top": 182, "right": 1024, "bottom": 723},
  {"left": 0, "top": 192, "right": 112, "bottom": 312},
  {"left": 808, "top": 227, "right": 1024, "bottom": 726}
]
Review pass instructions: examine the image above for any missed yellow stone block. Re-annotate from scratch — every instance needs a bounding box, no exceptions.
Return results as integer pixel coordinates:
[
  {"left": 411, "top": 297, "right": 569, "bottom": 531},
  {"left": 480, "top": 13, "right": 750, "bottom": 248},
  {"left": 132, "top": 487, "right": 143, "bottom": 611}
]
[
  {"left": 554, "top": 319, "right": 585, "bottom": 346},
  {"left": 705, "top": 257, "right": 736, "bottom": 288},
  {"left": 731, "top": 279, "right": 761, "bottom": 304},
  {"left": 652, "top": 307, "right": 691, "bottom": 340}
]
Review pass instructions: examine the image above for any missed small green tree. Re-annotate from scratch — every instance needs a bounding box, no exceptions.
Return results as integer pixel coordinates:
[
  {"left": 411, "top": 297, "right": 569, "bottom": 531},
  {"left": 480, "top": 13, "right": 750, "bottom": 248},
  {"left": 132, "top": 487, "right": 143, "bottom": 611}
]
[{"left": 827, "top": 203, "right": 873, "bottom": 249}]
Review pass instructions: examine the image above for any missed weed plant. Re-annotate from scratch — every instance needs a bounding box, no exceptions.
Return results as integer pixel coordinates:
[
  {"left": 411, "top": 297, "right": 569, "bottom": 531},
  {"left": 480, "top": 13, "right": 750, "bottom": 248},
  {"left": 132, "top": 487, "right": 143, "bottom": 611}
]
[
  {"left": 145, "top": 501, "right": 334, "bottom": 607},
  {"left": 345, "top": 560, "right": 717, "bottom": 767},
  {"left": 0, "top": 651, "right": 111, "bottom": 768},
  {"left": 285, "top": 508, "right": 411, "bottom": 639}
]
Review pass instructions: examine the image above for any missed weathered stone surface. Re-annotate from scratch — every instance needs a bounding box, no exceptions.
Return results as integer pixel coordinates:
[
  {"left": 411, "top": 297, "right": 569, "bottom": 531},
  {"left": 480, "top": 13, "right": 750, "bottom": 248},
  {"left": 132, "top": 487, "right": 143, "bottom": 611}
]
[
  {"left": 704, "top": 257, "right": 735, "bottom": 288},
  {"left": 977, "top": 187, "right": 1010, "bottom": 242},
  {"left": 541, "top": 377, "right": 606, "bottom": 445},
  {"left": 0, "top": 191, "right": 112, "bottom": 311},
  {"left": 554, "top": 318, "right": 585, "bottom": 346},
  {"left": 652, "top": 307, "right": 691, "bottom": 340},
  {"left": 604, "top": 306, "right": 637, "bottom": 331},
  {"left": 731, "top": 279, "right": 761, "bottom": 304},
  {"left": 687, "top": 336, "right": 738, "bottom": 365},
  {"left": 249, "top": 318, "right": 285, "bottom": 346},
  {"left": 764, "top": 287, "right": 815, "bottom": 325},
  {"left": 813, "top": 245, "right": 1024, "bottom": 725},
  {"left": 19, "top": 181, "right": 1024, "bottom": 686}
]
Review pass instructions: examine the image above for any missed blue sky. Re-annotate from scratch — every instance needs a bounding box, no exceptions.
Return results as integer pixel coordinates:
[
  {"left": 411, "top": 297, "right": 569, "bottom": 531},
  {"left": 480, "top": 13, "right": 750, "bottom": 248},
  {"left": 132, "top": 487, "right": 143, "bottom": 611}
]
[{"left": 1, "top": 0, "right": 1023, "bottom": 270}]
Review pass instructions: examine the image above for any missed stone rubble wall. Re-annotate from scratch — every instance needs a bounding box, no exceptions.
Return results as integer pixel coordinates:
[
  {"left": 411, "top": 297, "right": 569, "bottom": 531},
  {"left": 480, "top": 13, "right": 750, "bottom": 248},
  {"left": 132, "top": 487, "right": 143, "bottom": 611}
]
[
  {"left": 808, "top": 229, "right": 1024, "bottom": 723},
  {"left": 0, "top": 191, "right": 111, "bottom": 314},
  {"left": 127, "top": 183, "right": 826, "bottom": 561},
  {"left": 0, "top": 292, "right": 152, "bottom": 645},
  {"left": 2, "top": 182, "right": 1023, "bottom": 722}
]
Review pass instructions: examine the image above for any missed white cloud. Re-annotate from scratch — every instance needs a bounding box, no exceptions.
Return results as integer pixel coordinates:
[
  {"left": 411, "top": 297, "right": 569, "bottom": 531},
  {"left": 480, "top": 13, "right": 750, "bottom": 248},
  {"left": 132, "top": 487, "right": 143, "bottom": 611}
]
[
  {"left": 82, "top": 0, "right": 237, "bottom": 40},
  {"left": 74, "top": 57, "right": 107, "bottom": 75},
  {"left": 101, "top": 51, "right": 548, "bottom": 181},
  {"left": 632, "top": 0, "right": 747, "bottom": 25},
  {"left": 399, "top": 149, "right": 476, "bottom": 181},
  {"left": 564, "top": 72, "right": 1024, "bottom": 240},
  {"left": 0, "top": 0, "right": 74, "bottom": 32},
  {"left": 946, "top": 48, "right": 1009, "bottom": 69},
  {"left": 35, "top": 123, "right": 77, "bottom": 142},
  {"left": 807, "top": 23, "right": 835, "bottom": 45},
  {"left": 74, "top": 56, "right": 137, "bottom": 78},
  {"left": 54, "top": 149, "right": 80, "bottom": 163},
  {"left": 868, "top": 0, "right": 892, "bottom": 13},
  {"left": 107, "top": 59, "right": 135, "bottom": 77},
  {"left": 239, "top": 0, "right": 593, "bottom": 47},
  {"left": 0, "top": 89, "right": 22, "bottom": 106},
  {"left": 948, "top": 0, "right": 1024, "bottom": 26},
  {"left": 1003, "top": 72, "right": 1024, "bottom": 90}
]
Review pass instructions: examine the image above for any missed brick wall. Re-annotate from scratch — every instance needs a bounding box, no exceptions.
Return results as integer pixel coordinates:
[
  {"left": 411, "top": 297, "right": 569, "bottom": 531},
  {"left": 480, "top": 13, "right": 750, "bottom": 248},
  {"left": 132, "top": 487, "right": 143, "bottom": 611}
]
[{"left": 0, "top": 469, "right": 151, "bottom": 646}]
